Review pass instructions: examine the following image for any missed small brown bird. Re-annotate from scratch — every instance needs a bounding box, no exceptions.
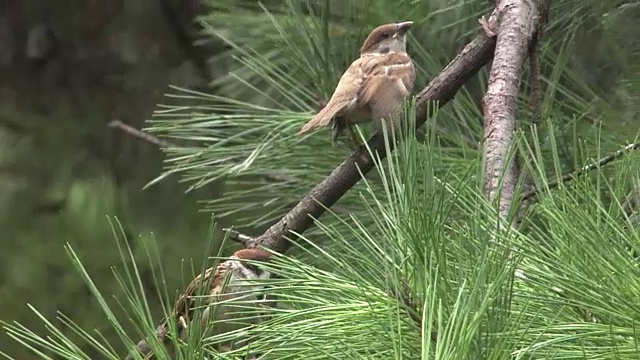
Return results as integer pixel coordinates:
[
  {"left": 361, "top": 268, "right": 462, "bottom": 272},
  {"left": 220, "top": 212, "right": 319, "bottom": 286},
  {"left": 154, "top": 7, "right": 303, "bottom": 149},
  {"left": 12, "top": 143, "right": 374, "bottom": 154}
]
[
  {"left": 125, "top": 249, "right": 273, "bottom": 360},
  {"left": 299, "top": 21, "right": 416, "bottom": 147}
]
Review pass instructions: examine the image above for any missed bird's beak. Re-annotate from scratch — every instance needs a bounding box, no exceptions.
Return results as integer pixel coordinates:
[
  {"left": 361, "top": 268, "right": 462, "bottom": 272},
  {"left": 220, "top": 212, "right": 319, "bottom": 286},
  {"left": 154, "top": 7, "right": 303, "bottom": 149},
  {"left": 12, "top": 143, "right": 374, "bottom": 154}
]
[{"left": 395, "top": 21, "right": 413, "bottom": 35}]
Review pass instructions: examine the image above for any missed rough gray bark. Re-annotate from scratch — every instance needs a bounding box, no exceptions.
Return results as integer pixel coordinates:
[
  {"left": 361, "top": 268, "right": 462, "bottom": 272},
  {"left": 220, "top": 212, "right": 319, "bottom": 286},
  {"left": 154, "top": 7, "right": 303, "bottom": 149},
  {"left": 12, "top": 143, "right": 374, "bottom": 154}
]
[{"left": 481, "top": 0, "right": 537, "bottom": 218}]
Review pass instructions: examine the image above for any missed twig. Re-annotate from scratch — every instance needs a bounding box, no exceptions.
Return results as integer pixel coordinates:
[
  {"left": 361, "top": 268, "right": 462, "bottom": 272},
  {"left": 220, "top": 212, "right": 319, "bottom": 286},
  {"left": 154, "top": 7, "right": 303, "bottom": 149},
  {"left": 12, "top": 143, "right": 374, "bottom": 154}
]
[
  {"left": 108, "top": 120, "right": 298, "bottom": 184},
  {"left": 521, "top": 142, "right": 640, "bottom": 201},
  {"left": 223, "top": 228, "right": 255, "bottom": 246},
  {"left": 109, "top": 120, "right": 174, "bottom": 148}
]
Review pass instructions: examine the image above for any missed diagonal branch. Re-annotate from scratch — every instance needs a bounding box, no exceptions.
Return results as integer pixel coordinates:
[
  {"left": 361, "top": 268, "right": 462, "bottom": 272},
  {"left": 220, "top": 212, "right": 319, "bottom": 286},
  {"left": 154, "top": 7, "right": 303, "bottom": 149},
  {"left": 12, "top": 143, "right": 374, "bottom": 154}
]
[
  {"left": 247, "top": 33, "right": 498, "bottom": 253},
  {"left": 109, "top": 120, "right": 175, "bottom": 148},
  {"left": 521, "top": 142, "right": 640, "bottom": 201}
]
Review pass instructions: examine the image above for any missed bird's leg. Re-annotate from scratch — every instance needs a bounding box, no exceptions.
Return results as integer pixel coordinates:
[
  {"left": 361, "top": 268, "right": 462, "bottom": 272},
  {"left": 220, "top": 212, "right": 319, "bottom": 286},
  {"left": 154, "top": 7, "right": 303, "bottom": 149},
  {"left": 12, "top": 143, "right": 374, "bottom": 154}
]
[
  {"left": 478, "top": 9, "right": 499, "bottom": 38},
  {"left": 348, "top": 125, "right": 362, "bottom": 149},
  {"left": 331, "top": 118, "right": 357, "bottom": 151},
  {"left": 375, "top": 117, "right": 399, "bottom": 145},
  {"left": 331, "top": 118, "right": 344, "bottom": 146}
]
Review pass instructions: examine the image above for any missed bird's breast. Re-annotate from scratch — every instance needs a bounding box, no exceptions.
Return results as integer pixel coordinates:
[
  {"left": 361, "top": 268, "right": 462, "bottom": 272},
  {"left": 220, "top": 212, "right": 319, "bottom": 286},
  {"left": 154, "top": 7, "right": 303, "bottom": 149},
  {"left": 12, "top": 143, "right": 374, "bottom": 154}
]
[{"left": 342, "top": 105, "right": 372, "bottom": 125}]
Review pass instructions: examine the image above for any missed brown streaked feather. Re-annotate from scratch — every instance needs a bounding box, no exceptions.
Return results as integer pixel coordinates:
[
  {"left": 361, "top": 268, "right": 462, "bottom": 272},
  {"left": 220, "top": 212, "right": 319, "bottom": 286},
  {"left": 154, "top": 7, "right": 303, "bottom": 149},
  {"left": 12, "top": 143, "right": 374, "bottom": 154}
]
[
  {"left": 126, "top": 249, "right": 273, "bottom": 359},
  {"left": 360, "top": 24, "right": 398, "bottom": 55},
  {"left": 359, "top": 53, "right": 414, "bottom": 90},
  {"left": 358, "top": 53, "right": 415, "bottom": 119},
  {"left": 299, "top": 53, "right": 414, "bottom": 136},
  {"left": 298, "top": 99, "right": 342, "bottom": 134},
  {"left": 299, "top": 57, "right": 368, "bottom": 134},
  {"left": 125, "top": 264, "right": 228, "bottom": 360},
  {"left": 383, "top": 53, "right": 415, "bottom": 93},
  {"left": 233, "top": 248, "right": 272, "bottom": 263},
  {"left": 170, "top": 249, "right": 271, "bottom": 323}
]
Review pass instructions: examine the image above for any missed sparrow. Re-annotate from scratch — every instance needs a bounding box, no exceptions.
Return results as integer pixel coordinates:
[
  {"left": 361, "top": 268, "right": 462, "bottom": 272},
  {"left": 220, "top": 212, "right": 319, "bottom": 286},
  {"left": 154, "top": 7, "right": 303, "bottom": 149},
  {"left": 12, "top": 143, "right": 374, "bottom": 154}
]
[
  {"left": 125, "top": 248, "right": 274, "bottom": 360},
  {"left": 299, "top": 21, "right": 416, "bottom": 147}
]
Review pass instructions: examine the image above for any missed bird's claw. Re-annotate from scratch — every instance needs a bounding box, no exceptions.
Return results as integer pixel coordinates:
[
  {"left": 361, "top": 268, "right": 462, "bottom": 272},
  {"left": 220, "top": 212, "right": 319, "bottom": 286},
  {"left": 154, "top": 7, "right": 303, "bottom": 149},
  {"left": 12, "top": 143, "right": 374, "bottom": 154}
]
[
  {"left": 478, "top": 14, "right": 498, "bottom": 37},
  {"left": 178, "top": 315, "right": 188, "bottom": 329}
]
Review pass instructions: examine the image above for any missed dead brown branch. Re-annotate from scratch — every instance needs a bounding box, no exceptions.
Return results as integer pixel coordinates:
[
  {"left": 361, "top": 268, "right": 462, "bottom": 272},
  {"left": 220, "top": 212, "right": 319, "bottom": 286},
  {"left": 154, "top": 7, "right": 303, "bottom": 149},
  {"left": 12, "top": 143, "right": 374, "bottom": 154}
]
[
  {"left": 109, "top": 120, "right": 174, "bottom": 148},
  {"left": 108, "top": 120, "right": 298, "bottom": 184}
]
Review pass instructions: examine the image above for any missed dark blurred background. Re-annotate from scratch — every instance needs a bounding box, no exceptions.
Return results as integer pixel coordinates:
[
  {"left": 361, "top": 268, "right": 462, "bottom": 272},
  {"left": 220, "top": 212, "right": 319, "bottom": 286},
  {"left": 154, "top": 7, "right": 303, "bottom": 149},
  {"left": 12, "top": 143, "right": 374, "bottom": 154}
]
[{"left": 0, "top": 0, "right": 232, "bottom": 357}]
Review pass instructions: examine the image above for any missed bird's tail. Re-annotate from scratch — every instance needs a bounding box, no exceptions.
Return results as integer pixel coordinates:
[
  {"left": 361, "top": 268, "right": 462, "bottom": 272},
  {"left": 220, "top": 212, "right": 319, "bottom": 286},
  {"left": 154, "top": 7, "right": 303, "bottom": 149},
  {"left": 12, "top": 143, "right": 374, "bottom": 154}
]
[
  {"left": 299, "top": 102, "right": 342, "bottom": 135},
  {"left": 125, "top": 323, "right": 174, "bottom": 360}
]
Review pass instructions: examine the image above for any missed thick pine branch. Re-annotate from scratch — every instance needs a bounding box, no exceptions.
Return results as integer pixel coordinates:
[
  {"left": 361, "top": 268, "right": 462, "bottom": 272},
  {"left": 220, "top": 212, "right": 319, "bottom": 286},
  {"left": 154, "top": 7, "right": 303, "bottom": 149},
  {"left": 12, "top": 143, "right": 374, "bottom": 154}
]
[{"left": 481, "top": 0, "right": 539, "bottom": 218}]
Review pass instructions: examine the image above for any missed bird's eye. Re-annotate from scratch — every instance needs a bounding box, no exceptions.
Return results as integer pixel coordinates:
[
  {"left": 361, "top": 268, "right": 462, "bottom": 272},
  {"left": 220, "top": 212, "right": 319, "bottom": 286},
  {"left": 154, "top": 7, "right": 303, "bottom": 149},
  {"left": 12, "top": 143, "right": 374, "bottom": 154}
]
[{"left": 381, "top": 31, "right": 391, "bottom": 39}]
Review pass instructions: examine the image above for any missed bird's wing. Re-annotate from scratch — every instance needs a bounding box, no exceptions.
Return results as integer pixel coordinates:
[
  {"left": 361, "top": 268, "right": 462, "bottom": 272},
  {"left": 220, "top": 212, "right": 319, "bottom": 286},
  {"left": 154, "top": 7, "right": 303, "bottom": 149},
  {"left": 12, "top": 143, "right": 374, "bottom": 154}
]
[
  {"left": 298, "top": 57, "right": 370, "bottom": 134},
  {"left": 358, "top": 53, "right": 415, "bottom": 104},
  {"left": 124, "top": 266, "right": 220, "bottom": 360}
]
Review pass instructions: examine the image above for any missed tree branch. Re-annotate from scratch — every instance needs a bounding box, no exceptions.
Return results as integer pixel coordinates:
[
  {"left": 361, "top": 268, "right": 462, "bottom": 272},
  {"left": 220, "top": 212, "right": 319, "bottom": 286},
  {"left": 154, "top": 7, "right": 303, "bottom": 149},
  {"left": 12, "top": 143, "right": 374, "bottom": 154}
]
[
  {"left": 521, "top": 142, "right": 640, "bottom": 201},
  {"left": 109, "top": 120, "right": 175, "bottom": 148},
  {"left": 481, "top": 0, "right": 538, "bottom": 218},
  {"left": 108, "top": 120, "right": 298, "bottom": 184},
  {"left": 223, "top": 227, "right": 255, "bottom": 246},
  {"left": 246, "top": 33, "right": 497, "bottom": 253}
]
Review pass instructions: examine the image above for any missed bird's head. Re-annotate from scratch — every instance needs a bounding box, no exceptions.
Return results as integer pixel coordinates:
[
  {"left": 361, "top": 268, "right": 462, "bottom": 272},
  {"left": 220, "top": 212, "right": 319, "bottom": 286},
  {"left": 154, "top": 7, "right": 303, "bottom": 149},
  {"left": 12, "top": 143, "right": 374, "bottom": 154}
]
[
  {"left": 227, "top": 248, "right": 274, "bottom": 304},
  {"left": 360, "top": 21, "right": 413, "bottom": 55},
  {"left": 229, "top": 248, "right": 273, "bottom": 281}
]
